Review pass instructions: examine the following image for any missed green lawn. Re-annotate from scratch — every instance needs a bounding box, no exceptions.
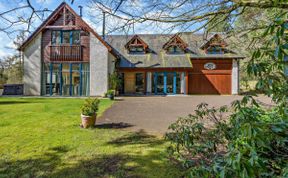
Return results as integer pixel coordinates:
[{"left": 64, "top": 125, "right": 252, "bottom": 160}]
[{"left": 0, "top": 98, "right": 181, "bottom": 178}]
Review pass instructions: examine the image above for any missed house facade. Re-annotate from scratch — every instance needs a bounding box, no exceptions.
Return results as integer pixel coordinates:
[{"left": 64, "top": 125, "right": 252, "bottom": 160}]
[{"left": 19, "top": 3, "right": 244, "bottom": 97}]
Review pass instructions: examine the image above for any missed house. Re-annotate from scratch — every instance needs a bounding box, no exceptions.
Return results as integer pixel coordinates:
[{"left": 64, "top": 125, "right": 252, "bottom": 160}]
[{"left": 19, "top": 2, "right": 244, "bottom": 97}]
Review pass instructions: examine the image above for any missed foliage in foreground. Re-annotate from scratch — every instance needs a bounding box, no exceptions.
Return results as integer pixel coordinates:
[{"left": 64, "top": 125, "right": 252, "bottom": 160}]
[
  {"left": 166, "top": 13, "right": 288, "bottom": 178},
  {"left": 166, "top": 98, "right": 288, "bottom": 177}
]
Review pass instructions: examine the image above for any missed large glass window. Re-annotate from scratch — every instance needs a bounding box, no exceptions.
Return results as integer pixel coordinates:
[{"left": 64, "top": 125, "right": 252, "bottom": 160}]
[
  {"left": 135, "top": 73, "right": 144, "bottom": 93},
  {"left": 156, "top": 73, "right": 164, "bottom": 94},
  {"left": 176, "top": 72, "right": 181, "bottom": 94},
  {"left": 72, "top": 31, "right": 80, "bottom": 45},
  {"left": 62, "top": 64, "right": 70, "bottom": 96},
  {"left": 71, "top": 64, "right": 80, "bottom": 96},
  {"left": 81, "top": 64, "right": 90, "bottom": 96},
  {"left": 167, "top": 73, "right": 174, "bottom": 93},
  {"left": 62, "top": 31, "right": 70, "bottom": 44},
  {"left": 42, "top": 63, "right": 89, "bottom": 96},
  {"left": 118, "top": 73, "right": 125, "bottom": 94},
  {"left": 51, "top": 31, "right": 80, "bottom": 45},
  {"left": 44, "top": 63, "right": 61, "bottom": 96},
  {"left": 51, "top": 31, "right": 61, "bottom": 45},
  {"left": 152, "top": 72, "right": 181, "bottom": 95}
]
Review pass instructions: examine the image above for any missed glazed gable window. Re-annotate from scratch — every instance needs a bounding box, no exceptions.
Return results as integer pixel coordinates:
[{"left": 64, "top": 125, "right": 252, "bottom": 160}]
[
  {"left": 51, "top": 31, "right": 80, "bottom": 45},
  {"left": 125, "top": 35, "right": 148, "bottom": 54},
  {"left": 200, "top": 34, "right": 229, "bottom": 55},
  {"left": 163, "top": 35, "right": 188, "bottom": 55}
]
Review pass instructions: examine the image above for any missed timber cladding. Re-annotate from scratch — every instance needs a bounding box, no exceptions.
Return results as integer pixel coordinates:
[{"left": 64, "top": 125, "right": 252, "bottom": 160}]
[
  {"left": 188, "top": 59, "right": 233, "bottom": 94},
  {"left": 41, "top": 6, "right": 90, "bottom": 63},
  {"left": 124, "top": 72, "right": 136, "bottom": 93}
]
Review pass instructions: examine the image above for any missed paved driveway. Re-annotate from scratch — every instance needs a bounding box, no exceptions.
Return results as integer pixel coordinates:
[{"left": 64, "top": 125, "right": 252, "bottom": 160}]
[{"left": 98, "top": 95, "right": 272, "bottom": 134}]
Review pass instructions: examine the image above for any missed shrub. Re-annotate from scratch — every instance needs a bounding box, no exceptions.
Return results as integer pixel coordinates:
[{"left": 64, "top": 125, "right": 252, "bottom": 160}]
[
  {"left": 166, "top": 96, "right": 288, "bottom": 178},
  {"left": 109, "top": 72, "right": 122, "bottom": 90},
  {"left": 81, "top": 98, "right": 100, "bottom": 116},
  {"left": 107, "top": 89, "right": 115, "bottom": 96}
]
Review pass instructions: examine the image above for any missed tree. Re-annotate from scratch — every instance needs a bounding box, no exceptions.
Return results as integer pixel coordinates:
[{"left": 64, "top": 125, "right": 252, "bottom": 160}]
[
  {"left": 89, "top": 0, "right": 287, "bottom": 35},
  {"left": 0, "top": 0, "right": 75, "bottom": 37}
]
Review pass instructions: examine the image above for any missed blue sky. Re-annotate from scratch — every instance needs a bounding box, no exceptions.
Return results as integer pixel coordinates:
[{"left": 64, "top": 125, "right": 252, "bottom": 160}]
[{"left": 0, "top": 0, "right": 204, "bottom": 59}]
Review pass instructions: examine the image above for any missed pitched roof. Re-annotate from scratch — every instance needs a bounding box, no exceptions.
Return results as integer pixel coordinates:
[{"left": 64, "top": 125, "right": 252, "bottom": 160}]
[
  {"left": 124, "top": 35, "right": 149, "bottom": 49},
  {"left": 200, "top": 33, "right": 228, "bottom": 49},
  {"left": 162, "top": 34, "right": 188, "bottom": 50},
  {"left": 106, "top": 32, "right": 245, "bottom": 68},
  {"left": 19, "top": 2, "right": 112, "bottom": 52}
]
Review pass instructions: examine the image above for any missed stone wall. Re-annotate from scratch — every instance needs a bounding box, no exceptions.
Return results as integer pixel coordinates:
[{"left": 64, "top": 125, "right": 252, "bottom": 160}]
[
  {"left": 23, "top": 34, "right": 42, "bottom": 96},
  {"left": 232, "top": 59, "right": 239, "bottom": 94},
  {"left": 89, "top": 33, "right": 109, "bottom": 96}
]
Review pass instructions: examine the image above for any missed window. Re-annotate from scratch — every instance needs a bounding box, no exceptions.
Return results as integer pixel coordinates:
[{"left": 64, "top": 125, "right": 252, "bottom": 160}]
[
  {"left": 51, "top": 31, "right": 61, "bottom": 45},
  {"left": 163, "top": 35, "right": 188, "bottom": 54},
  {"left": 167, "top": 46, "right": 185, "bottom": 54},
  {"left": 125, "top": 35, "right": 148, "bottom": 54},
  {"left": 42, "top": 63, "right": 89, "bottom": 96},
  {"left": 51, "top": 31, "right": 80, "bottom": 45},
  {"left": 72, "top": 31, "right": 80, "bottom": 44},
  {"left": 206, "top": 46, "right": 223, "bottom": 54},
  {"left": 200, "top": 34, "right": 229, "bottom": 54},
  {"left": 135, "top": 73, "right": 144, "bottom": 93},
  {"left": 129, "top": 46, "right": 145, "bottom": 54},
  {"left": 62, "top": 31, "right": 70, "bottom": 44}
]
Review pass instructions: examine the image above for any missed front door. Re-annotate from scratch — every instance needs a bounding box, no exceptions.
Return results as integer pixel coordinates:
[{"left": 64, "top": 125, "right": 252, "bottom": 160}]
[{"left": 154, "top": 72, "right": 177, "bottom": 95}]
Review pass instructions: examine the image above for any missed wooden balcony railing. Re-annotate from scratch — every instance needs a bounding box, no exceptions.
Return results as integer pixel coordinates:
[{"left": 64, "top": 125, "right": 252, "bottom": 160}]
[{"left": 50, "top": 45, "right": 82, "bottom": 61}]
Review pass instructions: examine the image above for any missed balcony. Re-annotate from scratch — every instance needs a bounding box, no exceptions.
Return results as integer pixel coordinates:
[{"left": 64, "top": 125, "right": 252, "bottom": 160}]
[{"left": 50, "top": 45, "right": 82, "bottom": 61}]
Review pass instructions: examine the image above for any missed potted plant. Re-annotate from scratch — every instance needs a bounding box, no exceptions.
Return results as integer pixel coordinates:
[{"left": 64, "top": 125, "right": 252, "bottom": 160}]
[
  {"left": 80, "top": 98, "right": 100, "bottom": 128},
  {"left": 107, "top": 89, "right": 115, "bottom": 100}
]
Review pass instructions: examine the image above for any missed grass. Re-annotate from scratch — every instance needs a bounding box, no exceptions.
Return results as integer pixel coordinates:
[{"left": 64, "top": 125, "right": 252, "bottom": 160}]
[{"left": 0, "top": 97, "right": 182, "bottom": 178}]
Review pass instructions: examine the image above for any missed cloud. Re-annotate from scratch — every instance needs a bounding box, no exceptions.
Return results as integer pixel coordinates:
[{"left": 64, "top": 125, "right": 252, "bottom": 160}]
[{"left": 36, "top": 0, "right": 52, "bottom": 4}]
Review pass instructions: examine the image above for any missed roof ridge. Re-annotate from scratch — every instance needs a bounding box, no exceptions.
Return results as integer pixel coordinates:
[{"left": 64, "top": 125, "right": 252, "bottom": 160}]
[{"left": 106, "top": 32, "right": 205, "bottom": 37}]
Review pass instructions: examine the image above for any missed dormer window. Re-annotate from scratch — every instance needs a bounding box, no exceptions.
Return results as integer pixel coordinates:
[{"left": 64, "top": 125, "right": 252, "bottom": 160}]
[
  {"left": 167, "top": 46, "right": 184, "bottom": 54},
  {"left": 206, "top": 46, "right": 224, "bottom": 54},
  {"left": 130, "top": 46, "right": 145, "bottom": 53},
  {"left": 125, "top": 35, "right": 148, "bottom": 54},
  {"left": 200, "top": 34, "right": 229, "bottom": 55},
  {"left": 163, "top": 35, "right": 188, "bottom": 54}
]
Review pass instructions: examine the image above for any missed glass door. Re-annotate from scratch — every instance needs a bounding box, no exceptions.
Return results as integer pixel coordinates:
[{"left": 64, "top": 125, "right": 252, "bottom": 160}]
[
  {"left": 166, "top": 72, "right": 174, "bottom": 94},
  {"left": 156, "top": 73, "right": 165, "bottom": 94},
  {"left": 153, "top": 72, "right": 181, "bottom": 95}
]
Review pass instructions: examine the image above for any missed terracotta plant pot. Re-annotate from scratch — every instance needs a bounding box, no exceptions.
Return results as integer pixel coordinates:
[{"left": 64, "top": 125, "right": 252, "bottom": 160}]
[{"left": 81, "top": 113, "right": 96, "bottom": 128}]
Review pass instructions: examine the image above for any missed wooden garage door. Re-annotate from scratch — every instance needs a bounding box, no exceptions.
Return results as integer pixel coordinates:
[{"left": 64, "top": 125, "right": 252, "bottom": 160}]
[
  {"left": 188, "top": 73, "right": 231, "bottom": 94},
  {"left": 188, "top": 59, "right": 232, "bottom": 94}
]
